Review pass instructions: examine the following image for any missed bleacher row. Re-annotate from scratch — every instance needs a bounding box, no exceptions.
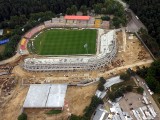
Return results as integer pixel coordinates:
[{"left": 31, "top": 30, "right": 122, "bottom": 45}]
[
  {"left": 24, "top": 25, "right": 45, "bottom": 39},
  {"left": 20, "top": 25, "right": 45, "bottom": 51},
  {"left": 20, "top": 38, "right": 28, "bottom": 50}
]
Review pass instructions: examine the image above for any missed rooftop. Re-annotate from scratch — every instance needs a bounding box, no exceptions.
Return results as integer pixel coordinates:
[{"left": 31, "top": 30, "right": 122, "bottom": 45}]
[
  {"left": 92, "top": 104, "right": 109, "bottom": 120},
  {"left": 23, "top": 84, "right": 68, "bottom": 108},
  {"left": 64, "top": 15, "right": 90, "bottom": 20}
]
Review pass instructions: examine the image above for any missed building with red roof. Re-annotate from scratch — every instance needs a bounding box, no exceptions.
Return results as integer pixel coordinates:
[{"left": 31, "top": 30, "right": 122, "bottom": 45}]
[{"left": 64, "top": 15, "right": 90, "bottom": 21}]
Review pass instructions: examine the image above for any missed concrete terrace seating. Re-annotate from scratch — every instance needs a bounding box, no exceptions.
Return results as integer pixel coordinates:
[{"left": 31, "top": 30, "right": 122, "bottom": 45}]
[
  {"left": 24, "top": 25, "right": 45, "bottom": 39},
  {"left": 20, "top": 38, "right": 28, "bottom": 50}
]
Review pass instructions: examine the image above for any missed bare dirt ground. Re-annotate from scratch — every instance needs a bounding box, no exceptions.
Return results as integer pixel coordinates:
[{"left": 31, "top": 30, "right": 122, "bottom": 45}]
[
  {"left": 0, "top": 84, "right": 97, "bottom": 120},
  {"left": 0, "top": 65, "right": 18, "bottom": 108},
  {"left": 113, "top": 31, "right": 151, "bottom": 66},
  {"left": 12, "top": 66, "right": 99, "bottom": 85},
  {"left": 99, "top": 31, "right": 153, "bottom": 77},
  {"left": 0, "top": 86, "right": 29, "bottom": 120},
  {"left": 65, "top": 84, "right": 97, "bottom": 115}
]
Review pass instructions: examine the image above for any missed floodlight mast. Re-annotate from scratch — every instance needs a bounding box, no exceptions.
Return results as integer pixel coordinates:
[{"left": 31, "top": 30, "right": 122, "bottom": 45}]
[{"left": 84, "top": 43, "right": 88, "bottom": 54}]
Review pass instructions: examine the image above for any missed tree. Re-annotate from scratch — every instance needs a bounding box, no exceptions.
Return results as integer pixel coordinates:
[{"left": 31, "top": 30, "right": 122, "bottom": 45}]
[
  {"left": 115, "top": 89, "right": 123, "bottom": 98},
  {"left": 136, "top": 66, "right": 148, "bottom": 78},
  {"left": 101, "top": 16, "right": 110, "bottom": 21},
  {"left": 120, "top": 72, "right": 131, "bottom": 81},
  {"left": 99, "top": 77, "right": 106, "bottom": 84},
  {"left": 137, "top": 86, "right": 144, "bottom": 94},
  {"left": 94, "top": 3, "right": 102, "bottom": 14},
  {"left": 155, "top": 83, "right": 160, "bottom": 93},
  {"left": 112, "top": 16, "right": 122, "bottom": 28},
  {"left": 18, "top": 113, "right": 27, "bottom": 120},
  {"left": 66, "top": 8, "right": 72, "bottom": 15},
  {"left": 101, "top": 8, "right": 107, "bottom": 14},
  {"left": 84, "top": 96, "right": 103, "bottom": 119},
  {"left": 70, "top": 114, "right": 82, "bottom": 120},
  {"left": 137, "top": 60, "right": 160, "bottom": 93},
  {"left": 98, "top": 77, "right": 106, "bottom": 91},
  {"left": 70, "top": 5, "right": 78, "bottom": 15},
  {"left": 80, "top": 5, "right": 87, "bottom": 15},
  {"left": 24, "top": 23, "right": 33, "bottom": 32},
  {"left": 0, "top": 55, "right": 4, "bottom": 61},
  {"left": 120, "top": 86, "right": 127, "bottom": 93},
  {"left": 126, "top": 85, "right": 133, "bottom": 92},
  {"left": 108, "top": 93, "right": 116, "bottom": 102},
  {"left": 98, "top": 83, "right": 104, "bottom": 91}
]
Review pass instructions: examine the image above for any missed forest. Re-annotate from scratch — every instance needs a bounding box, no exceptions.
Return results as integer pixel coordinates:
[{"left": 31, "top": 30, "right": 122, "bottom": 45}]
[
  {"left": 136, "top": 60, "right": 160, "bottom": 94},
  {"left": 0, "top": 0, "right": 105, "bottom": 22},
  {"left": 124, "top": 0, "right": 160, "bottom": 57}
]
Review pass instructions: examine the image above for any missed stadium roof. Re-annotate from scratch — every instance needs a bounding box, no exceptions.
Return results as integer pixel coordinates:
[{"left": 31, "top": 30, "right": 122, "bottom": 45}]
[
  {"left": 93, "top": 105, "right": 109, "bottom": 120},
  {"left": 23, "top": 84, "right": 68, "bottom": 108},
  {"left": 103, "top": 76, "right": 123, "bottom": 89},
  {"left": 64, "top": 15, "right": 90, "bottom": 20}
]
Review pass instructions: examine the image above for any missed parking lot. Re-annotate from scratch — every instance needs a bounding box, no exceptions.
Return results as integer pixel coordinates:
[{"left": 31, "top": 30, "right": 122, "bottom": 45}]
[{"left": 119, "top": 92, "right": 144, "bottom": 119}]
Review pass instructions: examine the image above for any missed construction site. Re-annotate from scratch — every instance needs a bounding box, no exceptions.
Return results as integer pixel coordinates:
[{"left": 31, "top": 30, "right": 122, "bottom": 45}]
[{"left": 0, "top": 26, "right": 154, "bottom": 119}]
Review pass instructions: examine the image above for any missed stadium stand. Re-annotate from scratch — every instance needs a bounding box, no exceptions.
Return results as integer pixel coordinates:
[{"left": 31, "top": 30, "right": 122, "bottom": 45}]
[
  {"left": 94, "top": 19, "right": 102, "bottom": 28},
  {"left": 52, "top": 18, "right": 60, "bottom": 23},
  {"left": 101, "top": 21, "right": 110, "bottom": 29},
  {"left": 26, "top": 16, "right": 96, "bottom": 31},
  {"left": 44, "top": 20, "right": 52, "bottom": 25},
  {"left": 23, "top": 29, "right": 117, "bottom": 71},
  {"left": 24, "top": 25, "right": 45, "bottom": 39},
  {"left": 20, "top": 38, "right": 28, "bottom": 50}
]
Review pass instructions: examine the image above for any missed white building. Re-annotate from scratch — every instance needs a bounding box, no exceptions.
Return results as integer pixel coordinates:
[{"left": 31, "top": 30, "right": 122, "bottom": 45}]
[{"left": 23, "top": 84, "right": 68, "bottom": 110}]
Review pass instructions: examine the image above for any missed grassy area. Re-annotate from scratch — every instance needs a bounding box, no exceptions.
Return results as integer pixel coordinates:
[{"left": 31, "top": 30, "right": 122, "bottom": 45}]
[
  {"left": 45, "top": 109, "right": 62, "bottom": 115},
  {"left": 152, "top": 94, "right": 160, "bottom": 109},
  {"left": 30, "top": 29, "right": 97, "bottom": 55},
  {"left": 111, "top": 78, "right": 136, "bottom": 92}
]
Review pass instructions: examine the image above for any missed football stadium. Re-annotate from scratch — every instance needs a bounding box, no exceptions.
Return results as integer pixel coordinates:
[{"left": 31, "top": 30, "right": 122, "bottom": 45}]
[{"left": 22, "top": 15, "right": 117, "bottom": 71}]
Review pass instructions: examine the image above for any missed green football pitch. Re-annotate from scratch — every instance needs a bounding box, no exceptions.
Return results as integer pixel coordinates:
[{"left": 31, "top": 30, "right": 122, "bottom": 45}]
[{"left": 31, "top": 29, "right": 97, "bottom": 55}]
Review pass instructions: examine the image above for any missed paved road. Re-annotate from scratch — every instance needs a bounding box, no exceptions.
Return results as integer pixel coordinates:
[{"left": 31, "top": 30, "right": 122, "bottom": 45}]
[
  {"left": 116, "top": 0, "right": 147, "bottom": 33},
  {"left": 0, "top": 53, "right": 21, "bottom": 65},
  {"left": 126, "top": 9, "right": 147, "bottom": 33},
  {"left": 115, "top": 0, "right": 147, "bottom": 33},
  {"left": 0, "top": 47, "right": 29, "bottom": 65},
  {"left": 136, "top": 75, "right": 160, "bottom": 120}
]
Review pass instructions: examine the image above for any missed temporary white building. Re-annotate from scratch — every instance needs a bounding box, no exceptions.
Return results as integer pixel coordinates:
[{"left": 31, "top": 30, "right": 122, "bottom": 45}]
[{"left": 23, "top": 84, "right": 68, "bottom": 110}]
